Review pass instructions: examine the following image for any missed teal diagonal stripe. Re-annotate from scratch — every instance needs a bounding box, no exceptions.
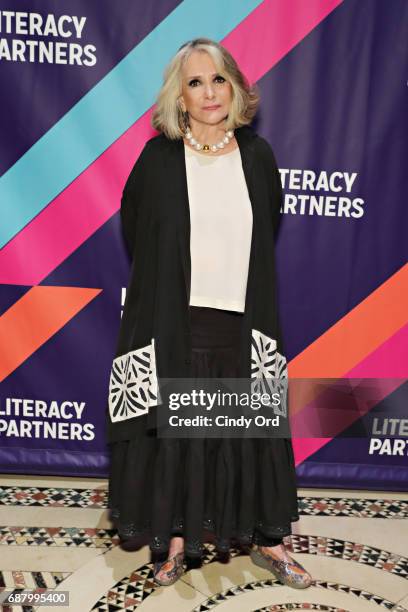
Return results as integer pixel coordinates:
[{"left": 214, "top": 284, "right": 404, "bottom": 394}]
[{"left": 0, "top": 0, "right": 262, "bottom": 248}]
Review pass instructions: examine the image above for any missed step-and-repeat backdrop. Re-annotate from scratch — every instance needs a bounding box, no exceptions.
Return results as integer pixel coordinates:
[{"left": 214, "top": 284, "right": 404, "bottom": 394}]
[{"left": 0, "top": 0, "right": 407, "bottom": 488}]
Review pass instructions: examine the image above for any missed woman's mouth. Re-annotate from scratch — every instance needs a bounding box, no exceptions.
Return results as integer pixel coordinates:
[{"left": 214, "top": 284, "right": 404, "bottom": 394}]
[{"left": 202, "top": 105, "right": 220, "bottom": 110}]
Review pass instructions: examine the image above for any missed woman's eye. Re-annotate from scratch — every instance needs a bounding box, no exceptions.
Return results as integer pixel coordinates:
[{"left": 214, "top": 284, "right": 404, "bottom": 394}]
[{"left": 188, "top": 75, "right": 225, "bottom": 87}]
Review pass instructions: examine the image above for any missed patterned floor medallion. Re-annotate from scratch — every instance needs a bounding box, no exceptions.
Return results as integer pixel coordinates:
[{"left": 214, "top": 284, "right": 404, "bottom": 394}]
[
  {"left": 91, "top": 537, "right": 408, "bottom": 611},
  {"left": 189, "top": 577, "right": 406, "bottom": 611},
  {"left": 1, "top": 483, "right": 407, "bottom": 611}
]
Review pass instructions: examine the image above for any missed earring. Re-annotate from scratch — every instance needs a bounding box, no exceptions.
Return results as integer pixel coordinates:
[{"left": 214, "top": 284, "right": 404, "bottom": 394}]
[
  {"left": 182, "top": 110, "right": 189, "bottom": 131},
  {"left": 178, "top": 99, "right": 190, "bottom": 132}
]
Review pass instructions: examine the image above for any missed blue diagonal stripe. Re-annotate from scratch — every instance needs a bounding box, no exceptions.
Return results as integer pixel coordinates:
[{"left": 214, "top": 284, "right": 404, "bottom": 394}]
[{"left": 0, "top": 0, "right": 262, "bottom": 248}]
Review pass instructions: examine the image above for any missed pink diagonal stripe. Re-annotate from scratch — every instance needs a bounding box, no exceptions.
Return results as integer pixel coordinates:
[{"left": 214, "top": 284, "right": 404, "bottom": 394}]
[
  {"left": 346, "top": 322, "right": 408, "bottom": 378},
  {"left": 0, "top": 0, "right": 344, "bottom": 285},
  {"left": 0, "top": 110, "right": 155, "bottom": 285},
  {"left": 293, "top": 322, "right": 408, "bottom": 465},
  {"left": 225, "top": 0, "right": 343, "bottom": 83}
]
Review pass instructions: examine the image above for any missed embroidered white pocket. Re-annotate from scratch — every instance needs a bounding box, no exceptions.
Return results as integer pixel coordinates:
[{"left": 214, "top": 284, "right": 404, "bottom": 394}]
[
  {"left": 108, "top": 338, "right": 160, "bottom": 423},
  {"left": 251, "top": 329, "right": 288, "bottom": 417}
]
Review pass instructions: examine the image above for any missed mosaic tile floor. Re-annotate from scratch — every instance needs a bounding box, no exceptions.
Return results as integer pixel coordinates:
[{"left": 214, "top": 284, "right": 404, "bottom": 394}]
[{"left": 0, "top": 475, "right": 407, "bottom": 612}]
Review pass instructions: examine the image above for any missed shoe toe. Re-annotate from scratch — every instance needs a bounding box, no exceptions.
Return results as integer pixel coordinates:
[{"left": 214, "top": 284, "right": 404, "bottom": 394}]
[
  {"left": 289, "top": 562, "right": 312, "bottom": 588},
  {"left": 153, "top": 553, "right": 184, "bottom": 586}
]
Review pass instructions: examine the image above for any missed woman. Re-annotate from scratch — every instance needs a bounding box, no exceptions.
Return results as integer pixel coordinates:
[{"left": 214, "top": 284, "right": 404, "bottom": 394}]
[{"left": 107, "top": 38, "right": 312, "bottom": 589}]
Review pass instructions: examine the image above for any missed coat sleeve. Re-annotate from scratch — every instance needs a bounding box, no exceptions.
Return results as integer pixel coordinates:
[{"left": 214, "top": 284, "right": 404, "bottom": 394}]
[
  {"left": 120, "top": 142, "right": 150, "bottom": 257},
  {"left": 258, "top": 137, "right": 283, "bottom": 240}
]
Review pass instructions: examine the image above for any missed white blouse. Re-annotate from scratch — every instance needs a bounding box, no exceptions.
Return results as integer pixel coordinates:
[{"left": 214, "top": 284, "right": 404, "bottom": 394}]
[{"left": 184, "top": 143, "right": 253, "bottom": 313}]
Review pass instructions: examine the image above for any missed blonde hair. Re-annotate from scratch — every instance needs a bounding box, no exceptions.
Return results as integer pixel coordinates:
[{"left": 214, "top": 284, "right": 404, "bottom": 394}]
[{"left": 151, "top": 37, "right": 260, "bottom": 140}]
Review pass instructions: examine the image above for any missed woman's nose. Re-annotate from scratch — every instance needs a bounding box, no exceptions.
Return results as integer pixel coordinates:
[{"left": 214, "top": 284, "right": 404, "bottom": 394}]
[{"left": 204, "top": 84, "right": 215, "bottom": 99}]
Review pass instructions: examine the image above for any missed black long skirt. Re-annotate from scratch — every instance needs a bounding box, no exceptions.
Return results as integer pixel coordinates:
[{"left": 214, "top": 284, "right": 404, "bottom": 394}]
[{"left": 107, "top": 305, "right": 300, "bottom": 559}]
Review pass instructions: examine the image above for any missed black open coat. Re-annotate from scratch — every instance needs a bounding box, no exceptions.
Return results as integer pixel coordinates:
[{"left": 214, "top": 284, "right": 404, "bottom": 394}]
[{"left": 106, "top": 124, "right": 287, "bottom": 444}]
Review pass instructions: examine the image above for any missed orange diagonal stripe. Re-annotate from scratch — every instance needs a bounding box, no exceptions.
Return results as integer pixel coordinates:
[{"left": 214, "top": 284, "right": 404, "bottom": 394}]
[
  {"left": 0, "top": 286, "right": 102, "bottom": 382},
  {"left": 289, "top": 263, "right": 408, "bottom": 378}
]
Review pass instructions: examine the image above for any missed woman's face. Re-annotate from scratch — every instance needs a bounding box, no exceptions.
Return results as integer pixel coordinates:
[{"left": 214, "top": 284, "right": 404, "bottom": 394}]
[{"left": 179, "top": 50, "right": 232, "bottom": 129}]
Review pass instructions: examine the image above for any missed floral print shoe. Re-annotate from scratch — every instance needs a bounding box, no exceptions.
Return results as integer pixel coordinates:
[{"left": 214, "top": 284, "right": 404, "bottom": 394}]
[
  {"left": 153, "top": 551, "right": 185, "bottom": 586},
  {"left": 250, "top": 544, "right": 312, "bottom": 589}
]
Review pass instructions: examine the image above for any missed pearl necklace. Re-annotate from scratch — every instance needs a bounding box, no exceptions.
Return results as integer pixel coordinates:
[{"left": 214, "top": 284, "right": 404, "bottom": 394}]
[{"left": 185, "top": 128, "right": 235, "bottom": 153}]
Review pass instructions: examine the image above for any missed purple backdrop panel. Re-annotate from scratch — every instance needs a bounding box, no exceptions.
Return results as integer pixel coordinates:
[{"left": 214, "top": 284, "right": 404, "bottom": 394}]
[{"left": 0, "top": 0, "right": 407, "bottom": 488}]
